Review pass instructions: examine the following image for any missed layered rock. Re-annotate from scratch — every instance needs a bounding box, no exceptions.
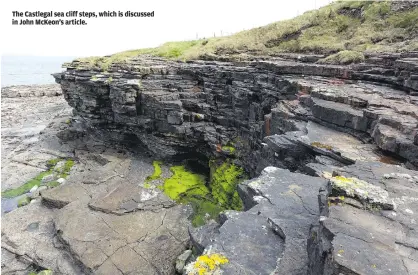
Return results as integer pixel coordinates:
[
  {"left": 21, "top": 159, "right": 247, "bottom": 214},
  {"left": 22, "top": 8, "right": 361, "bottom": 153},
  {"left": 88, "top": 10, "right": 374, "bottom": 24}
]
[
  {"left": 1, "top": 89, "right": 192, "bottom": 275},
  {"left": 308, "top": 161, "right": 418, "bottom": 275},
  {"left": 186, "top": 162, "right": 418, "bottom": 275},
  {"left": 53, "top": 54, "right": 418, "bottom": 175},
  {"left": 2, "top": 53, "right": 418, "bottom": 275},
  {"left": 49, "top": 54, "right": 418, "bottom": 274}
]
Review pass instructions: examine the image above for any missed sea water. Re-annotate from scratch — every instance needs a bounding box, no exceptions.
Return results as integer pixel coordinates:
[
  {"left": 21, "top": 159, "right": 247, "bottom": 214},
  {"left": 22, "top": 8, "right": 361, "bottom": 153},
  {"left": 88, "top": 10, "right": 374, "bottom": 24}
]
[{"left": 1, "top": 55, "right": 78, "bottom": 87}]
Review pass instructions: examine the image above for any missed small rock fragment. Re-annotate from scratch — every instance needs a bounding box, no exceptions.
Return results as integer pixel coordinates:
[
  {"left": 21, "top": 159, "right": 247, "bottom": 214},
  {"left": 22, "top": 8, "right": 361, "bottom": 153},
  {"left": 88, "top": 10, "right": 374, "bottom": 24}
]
[{"left": 175, "top": 250, "right": 192, "bottom": 273}]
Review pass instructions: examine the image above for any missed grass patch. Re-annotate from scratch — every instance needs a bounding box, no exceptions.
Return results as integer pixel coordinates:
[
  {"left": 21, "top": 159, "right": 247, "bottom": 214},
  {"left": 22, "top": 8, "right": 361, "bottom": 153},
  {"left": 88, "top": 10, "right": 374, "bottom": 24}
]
[
  {"left": 318, "top": 50, "right": 365, "bottom": 65},
  {"left": 73, "top": 1, "right": 417, "bottom": 70},
  {"left": 1, "top": 158, "right": 74, "bottom": 198}
]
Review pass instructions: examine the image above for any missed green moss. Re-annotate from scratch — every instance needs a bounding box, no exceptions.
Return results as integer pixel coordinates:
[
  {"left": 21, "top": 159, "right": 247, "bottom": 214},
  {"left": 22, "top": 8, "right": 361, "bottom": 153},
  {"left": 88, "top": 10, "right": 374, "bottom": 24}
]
[
  {"left": 210, "top": 160, "right": 246, "bottom": 210},
  {"left": 159, "top": 165, "right": 226, "bottom": 227},
  {"left": 17, "top": 196, "right": 30, "bottom": 207},
  {"left": 47, "top": 158, "right": 61, "bottom": 168},
  {"left": 2, "top": 170, "right": 51, "bottom": 198},
  {"left": 145, "top": 160, "right": 163, "bottom": 182},
  {"left": 163, "top": 166, "right": 209, "bottom": 200},
  {"left": 221, "top": 145, "right": 236, "bottom": 154},
  {"left": 2, "top": 158, "right": 74, "bottom": 198},
  {"left": 47, "top": 181, "right": 60, "bottom": 188},
  {"left": 37, "top": 271, "right": 53, "bottom": 275},
  {"left": 188, "top": 198, "right": 224, "bottom": 227},
  {"left": 157, "top": 160, "right": 246, "bottom": 227}
]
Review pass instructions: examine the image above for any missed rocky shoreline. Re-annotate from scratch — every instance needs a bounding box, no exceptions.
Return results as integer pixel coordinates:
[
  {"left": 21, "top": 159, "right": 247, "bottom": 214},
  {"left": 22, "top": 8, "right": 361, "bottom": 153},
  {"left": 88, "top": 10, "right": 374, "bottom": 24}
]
[{"left": 1, "top": 51, "right": 418, "bottom": 275}]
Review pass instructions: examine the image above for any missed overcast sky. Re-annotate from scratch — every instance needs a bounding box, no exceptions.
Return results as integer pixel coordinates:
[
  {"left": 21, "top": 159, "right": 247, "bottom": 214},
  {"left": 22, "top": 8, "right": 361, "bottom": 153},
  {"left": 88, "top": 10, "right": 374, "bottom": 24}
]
[{"left": 1, "top": 0, "right": 333, "bottom": 57}]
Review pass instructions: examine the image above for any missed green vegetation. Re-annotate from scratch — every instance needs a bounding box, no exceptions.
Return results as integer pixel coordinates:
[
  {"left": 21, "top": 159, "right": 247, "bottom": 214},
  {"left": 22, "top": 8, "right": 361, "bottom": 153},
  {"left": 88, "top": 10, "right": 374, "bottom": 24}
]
[
  {"left": 46, "top": 181, "right": 61, "bottom": 188},
  {"left": 221, "top": 145, "right": 236, "bottom": 154},
  {"left": 318, "top": 50, "right": 365, "bottom": 64},
  {"left": 145, "top": 160, "right": 163, "bottom": 182},
  {"left": 158, "top": 161, "right": 247, "bottom": 227},
  {"left": 17, "top": 196, "right": 30, "bottom": 207},
  {"left": 74, "top": 1, "right": 418, "bottom": 70},
  {"left": 2, "top": 158, "right": 74, "bottom": 198},
  {"left": 160, "top": 165, "right": 222, "bottom": 227},
  {"left": 210, "top": 160, "right": 245, "bottom": 210},
  {"left": 162, "top": 166, "right": 208, "bottom": 201},
  {"left": 189, "top": 253, "right": 229, "bottom": 275}
]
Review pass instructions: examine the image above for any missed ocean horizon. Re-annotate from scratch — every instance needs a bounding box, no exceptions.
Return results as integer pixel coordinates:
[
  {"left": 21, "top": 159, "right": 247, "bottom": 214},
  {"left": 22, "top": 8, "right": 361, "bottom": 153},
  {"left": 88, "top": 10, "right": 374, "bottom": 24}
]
[{"left": 1, "top": 55, "right": 79, "bottom": 87}]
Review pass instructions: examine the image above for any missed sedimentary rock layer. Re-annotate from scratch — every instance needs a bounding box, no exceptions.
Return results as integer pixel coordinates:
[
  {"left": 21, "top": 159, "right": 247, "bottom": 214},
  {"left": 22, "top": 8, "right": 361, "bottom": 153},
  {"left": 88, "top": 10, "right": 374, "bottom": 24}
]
[{"left": 53, "top": 54, "right": 418, "bottom": 174}]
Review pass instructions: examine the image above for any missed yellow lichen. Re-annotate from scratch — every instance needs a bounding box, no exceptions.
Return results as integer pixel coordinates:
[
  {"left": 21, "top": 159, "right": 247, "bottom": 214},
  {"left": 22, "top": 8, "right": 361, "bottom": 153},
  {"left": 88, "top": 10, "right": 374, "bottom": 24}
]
[
  {"left": 188, "top": 253, "right": 229, "bottom": 275},
  {"left": 331, "top": 175, "right": 367, "bottom": 196}
]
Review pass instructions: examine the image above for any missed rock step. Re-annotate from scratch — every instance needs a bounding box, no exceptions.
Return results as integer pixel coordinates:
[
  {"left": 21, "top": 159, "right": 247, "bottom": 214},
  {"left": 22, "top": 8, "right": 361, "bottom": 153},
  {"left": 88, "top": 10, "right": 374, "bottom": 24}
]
[
  {"left": 310, "top": 97, "right": 369, "bottom": 132},
  {"left": 309, "top": 161, "right": 418, "bottom": 275},
  {"left": 371, "top": 124, "right": 418, "bottom": 166},
  {"left": 187, "top": 167, "right": 328, "bottom": 274}
]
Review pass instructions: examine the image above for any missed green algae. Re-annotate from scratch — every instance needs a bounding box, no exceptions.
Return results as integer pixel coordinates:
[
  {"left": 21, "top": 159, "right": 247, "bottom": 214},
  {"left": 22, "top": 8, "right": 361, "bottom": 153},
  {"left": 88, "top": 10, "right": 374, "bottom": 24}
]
[
  {"left": 157, "top": 159, "right": 247, "bottom": 227},
  {"left": 2, "top": 170, "right": 51, "bottom": 198},
  {"left": 145, "top": 160, "right": 163, "bottom": 182},
  {"left": 163, "top": 166, "right": 209, "bottom": 201},
  {"left": 17, "top": 196, "right": 30, "bottom": 207},
  {"left": 221, "top": 145, "right": 236, "bottom": 154},
  {"left": 2, "top": 158, "right": 74, "bottom": 198},
  {"left": 46, "top": 181, "right": 61, "bottom": 188},
  {"left": 210, "top": 160, "right": 246, "bottom": 210},
  {"left": 188, "top": 198, "right": 224, "bottom": 227},
  {"left": 160, "top": 165, "right": 226, "bottom": 227}
]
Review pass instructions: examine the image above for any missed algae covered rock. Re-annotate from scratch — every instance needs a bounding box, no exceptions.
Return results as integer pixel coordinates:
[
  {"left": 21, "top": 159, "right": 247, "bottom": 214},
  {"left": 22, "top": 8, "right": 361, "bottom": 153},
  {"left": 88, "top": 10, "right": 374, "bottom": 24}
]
[
  {"left": 159, "top": 165, "right": 224, "bottom": 227},
  {"left": 209, "top": 159, "right": 246, "bottom": 210}
]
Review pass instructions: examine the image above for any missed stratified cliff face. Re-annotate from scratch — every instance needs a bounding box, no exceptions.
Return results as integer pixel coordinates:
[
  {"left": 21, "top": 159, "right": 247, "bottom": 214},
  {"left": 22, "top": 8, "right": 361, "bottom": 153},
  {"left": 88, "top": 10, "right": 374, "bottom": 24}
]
[
  {"left": 53, "top": 53, "right": 418, "bottom": 173},
  {"left": 52, "top": 53, "right": 418, "bottom": 275}
]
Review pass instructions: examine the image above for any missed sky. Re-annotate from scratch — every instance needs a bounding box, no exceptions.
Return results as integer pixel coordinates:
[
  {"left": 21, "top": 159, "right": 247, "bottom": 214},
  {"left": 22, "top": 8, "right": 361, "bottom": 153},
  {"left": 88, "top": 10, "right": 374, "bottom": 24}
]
[{"left": 1, "top": 0, "right": 333, "bottom": 57}]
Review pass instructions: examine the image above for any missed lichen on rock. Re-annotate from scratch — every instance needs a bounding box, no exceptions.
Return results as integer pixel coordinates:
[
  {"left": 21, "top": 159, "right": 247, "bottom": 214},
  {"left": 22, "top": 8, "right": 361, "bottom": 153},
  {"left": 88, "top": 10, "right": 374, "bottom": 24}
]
[{"left": 329, "top": 174, "right": 394, "bottom": 210}]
